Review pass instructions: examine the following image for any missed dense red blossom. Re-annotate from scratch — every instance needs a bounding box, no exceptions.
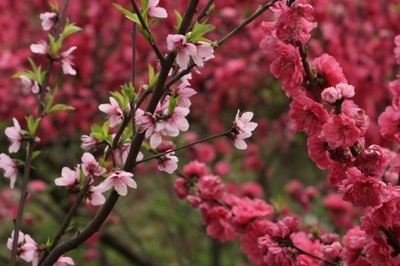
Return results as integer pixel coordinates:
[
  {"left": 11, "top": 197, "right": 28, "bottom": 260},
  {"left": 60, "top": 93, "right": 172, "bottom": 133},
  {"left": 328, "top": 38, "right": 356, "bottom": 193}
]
[{"left": 289, "top": 95, "right": 328, "bottom": 136}]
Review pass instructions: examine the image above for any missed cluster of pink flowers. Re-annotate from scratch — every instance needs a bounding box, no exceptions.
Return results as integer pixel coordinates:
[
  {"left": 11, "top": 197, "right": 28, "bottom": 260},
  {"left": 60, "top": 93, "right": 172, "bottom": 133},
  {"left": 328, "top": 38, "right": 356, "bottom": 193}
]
[
  {"left": 7, "top": 230, "right": 74, "bottom": 265},
  {"left": 166, "top": 34, "right": 214, "bottom": 70},
  {"left": 254, "top": 0, "right": 400, "bottom": 264},
  {"left": 54, "top": 152, "right": 137, "bottom": 206}
]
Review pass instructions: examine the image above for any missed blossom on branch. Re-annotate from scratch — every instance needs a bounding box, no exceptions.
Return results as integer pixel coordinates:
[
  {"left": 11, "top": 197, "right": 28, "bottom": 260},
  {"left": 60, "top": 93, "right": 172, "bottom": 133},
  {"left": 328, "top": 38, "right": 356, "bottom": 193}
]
[
  {"left": 86, "top": 185, "right": 106, "bottom": 206},
  {"left": 98, "top": 170, "right": 137, "bottom": 196},
  {"left": 40, "top": 12, "right": 57, "bottom": 31},
  {"left": 148, "top": 0, "right": 167, "bottom": 18},
  {"left": 229, "top": 110, "right": 258, "bottom": 150},
  {"left": 167, "top": 34, "right": 196, "bottom": 69},
  {"left": 98, "top": 97, "right": 127, "bottom": 127},
  {"left": 5, "top": 118, "right": 23, "bottom": 153},
  {"left": 193, "top": 42, "right": 214, "bottom": 67},
  {"left": 7, "top": 231, "right": 42, "bottom": 265},
  {"left": 158, "top": 151, "right": 178, "bottom": 174},
  {"left": 54, "top": 165, "right": 80, "bottom": 189},
  {"left": 54, "top": 256, "right": 75, "bottom": 266},
  {"left": 20, "top": 75, "right": 40, "bottom": 94},
  {"left": 61, "top": 46, "right": 77, "bottom": 75},
  {"left": 81, "top": 152, "right": 106, "bottom": 177},
  {"left": 30, "top": 40, "right": 49, "bottom": 54},
  {"left": 0, "top": 153, "right": 18, "bottom": 189}
]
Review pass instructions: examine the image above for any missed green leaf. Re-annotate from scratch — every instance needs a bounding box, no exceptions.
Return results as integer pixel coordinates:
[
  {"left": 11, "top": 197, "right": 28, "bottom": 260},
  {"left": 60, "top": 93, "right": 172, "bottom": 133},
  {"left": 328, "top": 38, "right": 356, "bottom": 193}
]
[
  {"left": 25, "top": 115, "right": 41, "bottom": 136},
  {"left": 120, "top": 82, "right": 136, "bottom": 101},
  {"left": 174, "top": 10, "right": 182, "bottom": 30},
  {"left": 45, "top": 238, "right": 53, "bottom": 249},
  {"left": 48, "top": 34, "right": 62, "bottom": 56},
  {"left": 187, "top": 21, "right": 215, "bottom": 42},
  {"left": 47, "top": 104, "right": 75, "bottom": 114},
  {"left": 32, "top": 150, "right": 42, "bottom": 160},
  {"left": 168, "top": 96, "right": 179, "bottom": 116},
  {"left": 109, "top": 91, "right": 128, "bottom": 111},
  {"left": 141, "top": 0, "right": 150, "bottom": 11},
  {"left": 49, "top": 2, "right": 59, "bottom": 13},
  {"left": 113, "top": 3, "right": 140, "bottom": 24},
  {"left": 61, "top": 23, "right": 82, "bottom": 39},
  {"left": 148, "top": 64, "right": 159, "bottom": 87},
  {"left": 141, "top": 0, "right": 150, "bottom": 20}
]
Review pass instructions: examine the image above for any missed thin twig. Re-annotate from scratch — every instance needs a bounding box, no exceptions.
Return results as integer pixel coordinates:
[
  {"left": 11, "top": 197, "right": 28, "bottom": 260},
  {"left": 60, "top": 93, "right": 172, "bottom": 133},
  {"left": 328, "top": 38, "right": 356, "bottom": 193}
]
[
  {"left": 135, "top": 131, "right": 230, "bottom": 165},
  {"left": 297, "top": 41, "right": 321, "bottom": 102},
  {"left": 10, "top": 1, "right": 71, "bottom": 265},
  {"left": 129, "top": 0, "right": 165, "bottom": 64}
]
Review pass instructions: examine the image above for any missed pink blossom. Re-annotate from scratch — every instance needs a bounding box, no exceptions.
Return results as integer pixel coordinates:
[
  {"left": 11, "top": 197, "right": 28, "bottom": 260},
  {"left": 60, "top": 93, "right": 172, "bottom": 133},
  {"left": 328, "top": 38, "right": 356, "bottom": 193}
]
[
  {"left": 365, "top": 237, "right": 397, "bottom": 266},
  {"left": 136, "top": 100, "right": 190, "bottom": 148},
  {"left": 80, "top": 134, "right": 99, "bottom": 150},
  {"left": 367, "top": 185, "right": 400, "bottom": 228},
  {"left": 21, "top": 234, "right": 40, "bottom": 265},
  {"left": 321, "top": 86, "right": 342, "bottom": 104},
  {"left": 340, "top": 167, "right": 387, "bottom": 208},
  {"left": 241, "top": 220, "right": 272, "bottom": 265},
  {"left": 336, "top": 83, "right": 355, "bottom": 98},
  {"left": 354, "top": 145, "right": 387, "bottom": 177},
  {"left": 323, "top": 193, "right": 356, "bottom": 229},
  {"left": 214, "top": 161, "right": 231, "bottom": 176},
  {"left": 307, "top": 134, "right": 330, "bottom": 169},
  {"left": 232, "top": 197, "right": 274, "bottom": 225},
  {"left": 86, "top": 185, "right": 106, "bottom": 206},
  {"left": 289, "top": 95, "right": 328, "bottom": 136},
  {"left": 5, "top": 118, "right": 23, "bottom": 153},
  {"left": 323, "top": 241, "right": 343, "bottom": 262},
  {"left": 258, "top": 234, "right": 295, "bottom": 266},
  {"left": 173, "top": 177, "right": 190, "bottom": 199},
  {"left": 0, "top": 153, "right": 18, "bottom": 189},
  {"left": 321, "top": 114, "right": 361, "bottom": 149},
  {"left": 20, "top": 75, "right": 40, "bottom": 94},
  {"left": 7, "top": 230, "right": 25, "bottom": 256},
  {"left": 274, "top": 1, "right": 317, "bottom": 44},
  {"left": 40, "top": 12, "right": 57, "bottom": 31},
  {"left": 266, "top": 216, "right": 299, "bottom": 239},
  {"left": 81, "top": 152, "right": 106, "bottom": 177},
  {"left": 157, "top": 105, "right": 190, "bottom": 137},
  {"left": 99, "top": 97, "right": 126, "bottom": 127},
  {"left": 312, "top": 53, "right": 347, "bottom": 87},
  {"left": 342, "top": 226, "right": 367, "bottom": 265},
  {"left": 203, "top": 206, "right": 239, "bottom": 242},
  {"left": 166, "top": 34, "right": 196, "bottom": 69},
  {"left": 98, "top": 170, "right": 137, "bottom": 196},
  {"left": 193, "top": 42, "right": 214, "bottom": 67},
  {"left": 61, "top": 46, "right": 77, "bottom": 75},
  {"left": 230, "top": 110, "right": 258, "bottom": 150},
  {"left": 197, "top": 175, "right": 225, "bottom": 200},
  {"left": 148, "top": 0, "right": 167, "bottom": 18},
  {"left": 7, "top": 231, "right": 40, "bottom": 264},
  {"left": 327, "top": 161, "right": 351, "bottom": 186},
  {"left": 55, "top": 166, "right": 80, "bottom": 188},
  {"left": 30, "top": 40, "right": 49, "bottom": 54},
  {"left": 182, "top": 160, "right": 209, "bottom": 179},
  {"left": 171, "top": 82, "right": 196, "bottom": 108},
  {"left": 270, "top": 43, "right": 304, "bottom": 97},
  {"left": 158, "top": 151, "right": 178, "bottom": 174},
  {"left": 378, "top": 104, "right": 400, "bottom": 142},
  {"left": 342, "top": 101, "right": 370, "bottom": 136},
  {"left": 54, "top": 256, "right": 75, "bottom": 266}
]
